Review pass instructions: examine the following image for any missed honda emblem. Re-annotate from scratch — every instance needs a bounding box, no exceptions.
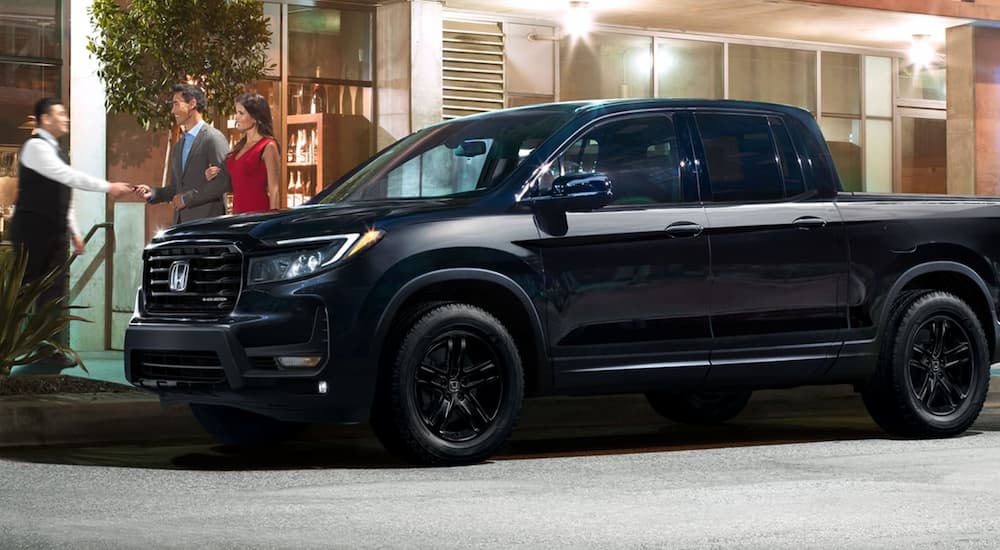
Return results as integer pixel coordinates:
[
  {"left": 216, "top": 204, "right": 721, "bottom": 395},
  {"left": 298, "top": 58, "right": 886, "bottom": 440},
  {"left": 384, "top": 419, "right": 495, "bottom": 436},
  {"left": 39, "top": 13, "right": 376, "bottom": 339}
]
[{"left": 168, "top": 261, "right": 190, "bottom": 292}]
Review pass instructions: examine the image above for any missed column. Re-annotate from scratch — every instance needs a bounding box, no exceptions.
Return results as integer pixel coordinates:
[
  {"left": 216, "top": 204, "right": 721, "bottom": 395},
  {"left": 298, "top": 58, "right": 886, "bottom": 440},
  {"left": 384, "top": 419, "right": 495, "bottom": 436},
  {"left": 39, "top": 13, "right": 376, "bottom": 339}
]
[
  {"left": 946, "top": 24, "right": 1000, "bottom": 196},
  {"left": 376, "top": 0, "right": 444, "bottom": 148},
  {"left": 69, "top": 0, "right": 109, "bottom": 351}
]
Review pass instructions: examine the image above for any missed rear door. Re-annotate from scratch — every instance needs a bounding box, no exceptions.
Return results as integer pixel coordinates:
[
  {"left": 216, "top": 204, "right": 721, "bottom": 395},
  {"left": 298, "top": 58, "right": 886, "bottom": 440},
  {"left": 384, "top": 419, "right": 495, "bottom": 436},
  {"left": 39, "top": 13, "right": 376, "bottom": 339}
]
[{"left": 693, "top": 112, "right": 849, "bottom": 387}]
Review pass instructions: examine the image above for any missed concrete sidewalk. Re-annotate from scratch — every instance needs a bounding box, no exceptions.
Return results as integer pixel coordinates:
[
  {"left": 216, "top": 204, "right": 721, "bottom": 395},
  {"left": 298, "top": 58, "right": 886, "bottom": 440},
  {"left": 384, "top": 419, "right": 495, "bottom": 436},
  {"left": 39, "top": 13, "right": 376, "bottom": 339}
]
[{"left": 2, "top": 352, "right": 999, "bottom": 449}]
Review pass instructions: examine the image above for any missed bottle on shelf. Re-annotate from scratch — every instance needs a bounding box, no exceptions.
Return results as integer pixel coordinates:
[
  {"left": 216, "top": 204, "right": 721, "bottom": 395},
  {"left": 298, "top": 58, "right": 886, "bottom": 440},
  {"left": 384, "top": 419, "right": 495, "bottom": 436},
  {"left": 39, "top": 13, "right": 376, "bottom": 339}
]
[
  {"left": 310, "top": 66, "right": 326, "bottom": 115},
  {"left": 295, "top": 171, "right": 305, "bottom": 206},
  {"left": 341, "top": 85, "right": 352, "bottom": 115},
  {"left": 287, "top": 131, "right": 297, "bottom": 163},
  {"left": 310, "top": 128, "right": 317, "bottom": 164},
  {"left": 298, "top": 129, "right": 309, "bottom": 164},
  {"left": 286, "top": 172, "right": 295, "bottom": 208},
  {"left": 291, "top": 83, "right": 303, "bottom": 116}
]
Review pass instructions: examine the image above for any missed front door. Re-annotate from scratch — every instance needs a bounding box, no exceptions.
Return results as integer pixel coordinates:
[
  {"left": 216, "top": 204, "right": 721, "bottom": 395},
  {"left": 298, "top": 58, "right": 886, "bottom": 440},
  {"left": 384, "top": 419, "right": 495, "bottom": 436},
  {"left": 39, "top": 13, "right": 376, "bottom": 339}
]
[{"left": 530, "top": 113, "right": 713, "bottom": 393}]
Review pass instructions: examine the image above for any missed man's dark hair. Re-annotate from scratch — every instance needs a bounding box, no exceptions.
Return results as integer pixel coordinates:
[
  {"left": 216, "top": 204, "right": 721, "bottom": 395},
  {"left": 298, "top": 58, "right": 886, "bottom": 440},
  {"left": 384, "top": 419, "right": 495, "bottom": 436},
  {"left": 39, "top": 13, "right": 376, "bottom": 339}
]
[
  {"left": 171, "top": 83, "right": 206, "bottom": 113},
  {"left": 33, "top": 97, "right": 63, "bottom": 123}
]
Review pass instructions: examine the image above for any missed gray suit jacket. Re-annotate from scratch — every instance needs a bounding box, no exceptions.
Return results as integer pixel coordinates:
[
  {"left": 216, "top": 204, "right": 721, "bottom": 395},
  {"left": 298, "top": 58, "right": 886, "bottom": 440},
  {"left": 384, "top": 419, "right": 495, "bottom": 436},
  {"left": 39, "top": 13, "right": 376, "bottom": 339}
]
[{"left": 150, "top": 122, "right": 231, "bottom": 224}]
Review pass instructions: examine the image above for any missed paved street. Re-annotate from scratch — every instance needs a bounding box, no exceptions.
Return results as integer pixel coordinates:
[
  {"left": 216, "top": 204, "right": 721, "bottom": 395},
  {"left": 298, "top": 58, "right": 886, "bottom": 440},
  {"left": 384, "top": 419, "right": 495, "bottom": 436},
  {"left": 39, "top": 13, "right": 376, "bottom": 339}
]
[{"left": 1, "top": 391, "right": 999, "bottom": 549}]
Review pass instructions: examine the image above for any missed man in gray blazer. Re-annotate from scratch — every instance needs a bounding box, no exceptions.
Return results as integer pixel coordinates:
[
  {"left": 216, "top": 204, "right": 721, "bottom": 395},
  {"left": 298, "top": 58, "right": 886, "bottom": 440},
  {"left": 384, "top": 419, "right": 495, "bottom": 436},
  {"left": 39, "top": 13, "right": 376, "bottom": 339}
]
[{"left": 134, "top": 84, "right": 231, "bottom": 224}]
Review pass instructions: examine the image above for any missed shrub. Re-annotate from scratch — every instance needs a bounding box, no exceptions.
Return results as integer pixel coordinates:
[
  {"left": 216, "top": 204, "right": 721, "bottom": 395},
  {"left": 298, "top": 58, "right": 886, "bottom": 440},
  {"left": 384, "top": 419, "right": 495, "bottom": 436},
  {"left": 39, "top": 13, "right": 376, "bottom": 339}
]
[{"left": 0, "top": 247, "right": 88, "bottom": 376}]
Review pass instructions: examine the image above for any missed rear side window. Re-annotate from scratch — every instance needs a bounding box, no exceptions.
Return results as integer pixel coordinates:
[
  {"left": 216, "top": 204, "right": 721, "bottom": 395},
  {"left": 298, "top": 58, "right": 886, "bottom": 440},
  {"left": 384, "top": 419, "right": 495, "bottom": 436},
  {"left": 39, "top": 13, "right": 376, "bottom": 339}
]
[
  {"left": 769, "top": 118, "right": 810, "bottom": 197},
  {"left": 696, "top": 113, "right": 783, "bottom": 202},
  {"left": 786, "top": 116, "right": 839, "bottom": 195}
]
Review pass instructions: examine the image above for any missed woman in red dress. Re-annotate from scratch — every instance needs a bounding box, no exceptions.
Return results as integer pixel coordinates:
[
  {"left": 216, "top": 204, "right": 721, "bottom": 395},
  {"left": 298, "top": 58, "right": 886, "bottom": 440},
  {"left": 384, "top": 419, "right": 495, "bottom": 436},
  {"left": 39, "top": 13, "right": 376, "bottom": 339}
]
[{"left": 205, "top": 93, "right": 280, "bottom": 213}]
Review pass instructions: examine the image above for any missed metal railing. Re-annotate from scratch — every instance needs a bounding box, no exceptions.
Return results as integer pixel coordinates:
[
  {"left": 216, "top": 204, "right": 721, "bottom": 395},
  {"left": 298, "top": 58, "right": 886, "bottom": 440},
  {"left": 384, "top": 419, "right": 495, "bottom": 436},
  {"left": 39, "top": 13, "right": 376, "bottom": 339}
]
[{"left": 68, "top": 222, "right": 114, "bottom": 350}]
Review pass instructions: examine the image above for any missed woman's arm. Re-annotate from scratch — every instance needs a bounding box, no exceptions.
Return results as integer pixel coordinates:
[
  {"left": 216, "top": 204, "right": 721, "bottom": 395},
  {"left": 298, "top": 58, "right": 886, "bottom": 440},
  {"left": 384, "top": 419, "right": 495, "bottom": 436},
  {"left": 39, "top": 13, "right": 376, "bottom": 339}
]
[{"left": 263, "top": 140, "right": 281, "bottom": 210}]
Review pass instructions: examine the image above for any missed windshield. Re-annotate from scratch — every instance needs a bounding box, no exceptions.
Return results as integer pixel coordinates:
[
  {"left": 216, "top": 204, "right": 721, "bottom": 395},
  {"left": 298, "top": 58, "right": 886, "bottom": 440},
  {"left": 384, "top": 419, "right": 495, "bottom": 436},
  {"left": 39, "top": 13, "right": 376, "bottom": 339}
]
[{"left": 318, "top": 105, "right": 579, "bottom": 203}]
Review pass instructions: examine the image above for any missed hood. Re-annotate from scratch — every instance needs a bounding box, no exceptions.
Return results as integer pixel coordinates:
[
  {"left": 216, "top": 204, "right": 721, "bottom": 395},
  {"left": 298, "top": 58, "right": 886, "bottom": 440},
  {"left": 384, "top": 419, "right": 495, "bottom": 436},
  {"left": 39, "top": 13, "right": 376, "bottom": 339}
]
[{"left": 153, "top": 199, "right": 466, "bottom": 245}]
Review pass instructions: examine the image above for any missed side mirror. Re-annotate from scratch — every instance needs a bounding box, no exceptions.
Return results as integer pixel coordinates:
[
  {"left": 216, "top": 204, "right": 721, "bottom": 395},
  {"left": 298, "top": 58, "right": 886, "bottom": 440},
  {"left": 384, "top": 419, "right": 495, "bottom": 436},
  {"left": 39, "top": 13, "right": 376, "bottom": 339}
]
[
  {"left": 526, "top": 173, "right": 613, "bottom": 212},
  {"left": 454, "top": 140, "right": 487, "bottom": 157}
]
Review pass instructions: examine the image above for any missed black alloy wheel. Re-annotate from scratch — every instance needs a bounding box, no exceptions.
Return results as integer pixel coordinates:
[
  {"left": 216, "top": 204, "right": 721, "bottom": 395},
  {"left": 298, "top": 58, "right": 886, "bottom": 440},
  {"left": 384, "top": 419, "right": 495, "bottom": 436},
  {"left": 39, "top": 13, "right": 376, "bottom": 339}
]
[
  {"left": 371, "top": 303, "right": 523, "bottom": 466},
  {"left": 414, "top": 330, "right": 505, "bottom": 442},
  {"left": 862, "top": 290, "right": 990, "bottom": 438},
  {"left": 905, "top": 314, "right": 975, "bottom": 417}
]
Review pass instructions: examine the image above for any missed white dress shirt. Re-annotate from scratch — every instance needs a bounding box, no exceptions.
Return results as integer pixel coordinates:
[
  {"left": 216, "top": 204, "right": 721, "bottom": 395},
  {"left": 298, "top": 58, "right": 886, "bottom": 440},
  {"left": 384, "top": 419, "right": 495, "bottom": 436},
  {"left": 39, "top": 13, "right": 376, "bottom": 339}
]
[{"left": 19, "top": 128, "right": 110, "bottom": 238}]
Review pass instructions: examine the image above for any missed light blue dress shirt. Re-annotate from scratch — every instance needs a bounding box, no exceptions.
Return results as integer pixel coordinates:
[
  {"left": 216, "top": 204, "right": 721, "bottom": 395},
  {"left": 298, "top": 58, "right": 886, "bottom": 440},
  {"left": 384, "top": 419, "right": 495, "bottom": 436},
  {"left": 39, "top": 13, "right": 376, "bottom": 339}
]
[{"left": 181, "top": 120, "right": 204, "bottom": 171}]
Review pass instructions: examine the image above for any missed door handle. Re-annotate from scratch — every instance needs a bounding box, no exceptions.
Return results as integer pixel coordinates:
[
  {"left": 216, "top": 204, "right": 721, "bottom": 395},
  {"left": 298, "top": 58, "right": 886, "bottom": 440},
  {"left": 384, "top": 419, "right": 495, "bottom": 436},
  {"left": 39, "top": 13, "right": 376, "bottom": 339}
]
[
  {"left": 793, "top": 216, "right": 827, "bottom": 229},
  {"left": 664, "top": 221, "right": 704, "bottom": 237}
]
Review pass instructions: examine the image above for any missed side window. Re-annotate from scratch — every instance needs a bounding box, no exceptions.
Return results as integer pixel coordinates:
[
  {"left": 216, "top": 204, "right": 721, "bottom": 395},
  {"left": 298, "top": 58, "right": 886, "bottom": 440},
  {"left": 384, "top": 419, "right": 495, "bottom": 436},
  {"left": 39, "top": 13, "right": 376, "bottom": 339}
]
[
  {"left": 769, "top": 118, "right": 810, "bottom": 197},
  {"left": 786, "top": 117, "right": 840, "bottom": 195},
  {"left": 541, "top": 115, "right": 688, "bottom": 204},
  {"left": 697, "top": 113, "right": 783, "bottom": 202}
]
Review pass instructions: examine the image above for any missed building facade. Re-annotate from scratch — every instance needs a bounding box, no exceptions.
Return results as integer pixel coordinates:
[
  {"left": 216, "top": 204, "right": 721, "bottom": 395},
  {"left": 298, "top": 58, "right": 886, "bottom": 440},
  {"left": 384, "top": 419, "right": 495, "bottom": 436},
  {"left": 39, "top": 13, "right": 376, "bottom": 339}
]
[{"left": 2, "top": 0, "right": 1000, "bottom": 350}]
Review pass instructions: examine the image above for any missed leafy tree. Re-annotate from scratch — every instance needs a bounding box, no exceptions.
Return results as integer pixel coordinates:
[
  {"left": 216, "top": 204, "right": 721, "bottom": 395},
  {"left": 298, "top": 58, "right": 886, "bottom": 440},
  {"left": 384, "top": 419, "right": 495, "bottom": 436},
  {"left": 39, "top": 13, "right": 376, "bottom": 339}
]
[{"left": 87, "top": 0, "right": 273, "bottom": 131}]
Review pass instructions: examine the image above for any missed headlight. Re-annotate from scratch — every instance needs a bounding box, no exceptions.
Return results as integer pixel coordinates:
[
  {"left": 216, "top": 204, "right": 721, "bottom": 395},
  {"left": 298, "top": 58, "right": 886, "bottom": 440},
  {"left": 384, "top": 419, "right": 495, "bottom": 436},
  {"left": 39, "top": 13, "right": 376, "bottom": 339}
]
[{"left": 248, "top": 230, "right": 384, "bottom": 285}]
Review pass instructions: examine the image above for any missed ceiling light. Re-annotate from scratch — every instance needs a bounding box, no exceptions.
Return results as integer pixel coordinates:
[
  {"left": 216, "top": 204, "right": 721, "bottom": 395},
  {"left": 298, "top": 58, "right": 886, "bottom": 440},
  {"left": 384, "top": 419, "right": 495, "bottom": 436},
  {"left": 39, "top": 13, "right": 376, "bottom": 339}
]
[
  {"left": 908, "top": 34, "right": 935, "bottom": 68},
  {"left": 564, "top": 0, "right": 592, "bottom": 38}
]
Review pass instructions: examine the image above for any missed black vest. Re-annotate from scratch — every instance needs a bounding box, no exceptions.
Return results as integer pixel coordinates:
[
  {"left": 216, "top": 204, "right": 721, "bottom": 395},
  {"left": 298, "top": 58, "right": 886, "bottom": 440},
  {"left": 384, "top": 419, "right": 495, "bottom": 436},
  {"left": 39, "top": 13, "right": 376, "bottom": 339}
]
[{"left": 15, "top": 134, "right": 73, "bottom": 231}]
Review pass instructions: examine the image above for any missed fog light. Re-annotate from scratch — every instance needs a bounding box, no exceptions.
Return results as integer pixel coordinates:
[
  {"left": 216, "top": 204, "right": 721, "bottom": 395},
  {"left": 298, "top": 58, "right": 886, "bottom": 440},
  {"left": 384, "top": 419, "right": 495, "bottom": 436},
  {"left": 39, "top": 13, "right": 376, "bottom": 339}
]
[
  {"left": 317, "top": 381, "right": 328, "bottom": 394},
  {"left": 275, "top": 356, "right": 322, "bottom": 368}
]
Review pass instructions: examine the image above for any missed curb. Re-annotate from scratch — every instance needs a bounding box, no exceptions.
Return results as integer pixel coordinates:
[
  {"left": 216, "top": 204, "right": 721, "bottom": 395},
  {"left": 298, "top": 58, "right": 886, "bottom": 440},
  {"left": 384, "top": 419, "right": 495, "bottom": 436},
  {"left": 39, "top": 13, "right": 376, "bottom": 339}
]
[
  {"left": 0, "top": 392, "right": 205, "bottom": 448},
  {"left": 1, "top": 383, "right": 997, "bottom": 449}
]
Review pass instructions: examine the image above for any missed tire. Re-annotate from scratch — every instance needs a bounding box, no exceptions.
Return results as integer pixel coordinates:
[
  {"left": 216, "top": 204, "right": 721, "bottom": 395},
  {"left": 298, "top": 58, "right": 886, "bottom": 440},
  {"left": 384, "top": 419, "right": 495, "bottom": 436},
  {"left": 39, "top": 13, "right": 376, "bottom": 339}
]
[
  {"left": 189, "top": 403, "right": 308, "bottom": 447},
  {"left": 645, "top": 390, "right": 752, "bottom": 425},
  {"left": 372, "top": 303, "right": 524, "bottom": 466},
  {"left": 861, "top": 291, "right": 990, "bottom": 438}
]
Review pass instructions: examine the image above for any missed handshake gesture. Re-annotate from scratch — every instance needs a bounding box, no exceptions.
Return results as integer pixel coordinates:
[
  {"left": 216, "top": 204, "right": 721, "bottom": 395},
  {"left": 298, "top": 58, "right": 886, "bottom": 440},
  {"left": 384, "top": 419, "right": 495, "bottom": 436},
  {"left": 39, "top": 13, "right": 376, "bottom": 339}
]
[
  {"left": 131, "top": 184, "right": 185, "bottom": 210},
  {"left": 107, "top": 182, "right": 134, "bottom": 199}
]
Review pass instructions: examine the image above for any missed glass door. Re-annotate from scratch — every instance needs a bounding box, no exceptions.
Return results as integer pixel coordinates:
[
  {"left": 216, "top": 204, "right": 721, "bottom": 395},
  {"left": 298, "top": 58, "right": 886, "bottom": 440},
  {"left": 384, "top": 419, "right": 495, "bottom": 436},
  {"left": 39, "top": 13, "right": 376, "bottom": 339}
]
[{"left": 896, "top": 107, "right": 946, "bottom": 194}]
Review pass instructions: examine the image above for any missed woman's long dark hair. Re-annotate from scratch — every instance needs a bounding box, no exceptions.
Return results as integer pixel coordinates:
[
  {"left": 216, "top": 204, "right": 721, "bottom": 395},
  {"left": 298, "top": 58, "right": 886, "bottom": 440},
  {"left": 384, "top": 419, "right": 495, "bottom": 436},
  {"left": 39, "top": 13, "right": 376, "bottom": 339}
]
[{"left": 232, "top": 92, "right": 278, "bottom": 156}]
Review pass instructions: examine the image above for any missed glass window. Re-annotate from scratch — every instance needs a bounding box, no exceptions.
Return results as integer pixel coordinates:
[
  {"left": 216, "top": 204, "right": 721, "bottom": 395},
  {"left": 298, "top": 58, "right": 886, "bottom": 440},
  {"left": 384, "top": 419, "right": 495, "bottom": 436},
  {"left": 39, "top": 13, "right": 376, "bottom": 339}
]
[
  {"left": 288, "top": 7, "right": 372, "bottom": 81},
  {"left": 821, "top": 52, "right": 860, "bottom": 116},
  {"left": 865, "top": 119, "right": 892, "bottom": 193},
  {"left": 818, "top": 117, "right": 861, "bottom": 192},
  {"left": 696, "top": 113, "right": 783, "bottom": 202},
  {"left": 728, "top": 45, "right": 816, "bottom": 112},
  {"left": 656, "top": 38, "right": 723, "bottom": 99},
  {"left": 864, "top": 56, "right": 892, "bottom": 117},
  {"left": 0, "top": 61, "right": 59, "bottom": 145},
  {"left": 318, "top": 105, "right": 578, "bottom": 203},
  {"left": 544, "top": 116, "right": 685, "bottom": 205},
  {"left": 900, "top": 116, "right": 946, "bottom": 194},
  {"left": 560, "top": 32, "right": 652, "bottom": 100},
  {"left": 769, "top": 118, "right": 807, "bottom": 197},
  {"left": 898, "top": 63, "right": 946, "bottom": 101},
  {"left": 0, "top": 1, "right": 60, "bottom": 59}
]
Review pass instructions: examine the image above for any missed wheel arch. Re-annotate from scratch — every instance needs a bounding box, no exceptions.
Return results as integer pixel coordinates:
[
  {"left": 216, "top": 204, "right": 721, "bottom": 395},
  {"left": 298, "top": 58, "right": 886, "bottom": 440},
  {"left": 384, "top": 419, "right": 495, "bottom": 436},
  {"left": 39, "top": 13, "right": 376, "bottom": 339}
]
[
  {"left": 879, "top": 261, "right": 999, "bottom": 360},
  {"left": 372, "top": 268, "right": 549, "bottom": 397}
]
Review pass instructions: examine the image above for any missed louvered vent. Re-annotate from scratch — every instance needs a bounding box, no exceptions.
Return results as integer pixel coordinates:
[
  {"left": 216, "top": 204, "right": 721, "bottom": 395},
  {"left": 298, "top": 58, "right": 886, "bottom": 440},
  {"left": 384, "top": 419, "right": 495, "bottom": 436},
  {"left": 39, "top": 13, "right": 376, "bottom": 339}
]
[{"left": 442, "top": 19, "right": 505, "bottom": 120}]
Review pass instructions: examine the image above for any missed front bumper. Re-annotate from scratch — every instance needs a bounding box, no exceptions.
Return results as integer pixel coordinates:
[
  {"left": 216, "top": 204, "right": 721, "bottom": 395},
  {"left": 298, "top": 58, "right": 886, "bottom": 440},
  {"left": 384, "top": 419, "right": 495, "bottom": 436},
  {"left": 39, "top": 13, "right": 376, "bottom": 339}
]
[{"left": 124, "top": 321, "right": 370, "bottom": 424}]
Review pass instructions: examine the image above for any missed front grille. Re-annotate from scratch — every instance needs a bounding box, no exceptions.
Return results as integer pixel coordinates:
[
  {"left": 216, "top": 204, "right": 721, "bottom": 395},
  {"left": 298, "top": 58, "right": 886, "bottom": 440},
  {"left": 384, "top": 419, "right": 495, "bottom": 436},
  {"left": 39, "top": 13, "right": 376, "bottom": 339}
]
[
  {"left": 134, "top": 351, "right": 226, "bottom": 383},
  {"left": 144, "top": 243, "right": 242, "bottom": 316}
]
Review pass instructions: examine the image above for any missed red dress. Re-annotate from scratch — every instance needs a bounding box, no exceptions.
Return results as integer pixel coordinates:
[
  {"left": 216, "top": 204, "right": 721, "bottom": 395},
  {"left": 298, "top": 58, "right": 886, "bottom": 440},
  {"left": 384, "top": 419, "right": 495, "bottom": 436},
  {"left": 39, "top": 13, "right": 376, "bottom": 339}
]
[{"left": 226, "top": 137, "right": 275, "bottom": 214}]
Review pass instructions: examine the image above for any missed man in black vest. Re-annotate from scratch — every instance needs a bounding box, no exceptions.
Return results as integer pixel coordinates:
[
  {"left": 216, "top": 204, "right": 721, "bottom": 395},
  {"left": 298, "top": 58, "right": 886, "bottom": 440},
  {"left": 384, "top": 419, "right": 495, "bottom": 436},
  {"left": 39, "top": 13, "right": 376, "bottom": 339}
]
[{"left": 9, "top": 97, "right": 132, "bottom": 368}]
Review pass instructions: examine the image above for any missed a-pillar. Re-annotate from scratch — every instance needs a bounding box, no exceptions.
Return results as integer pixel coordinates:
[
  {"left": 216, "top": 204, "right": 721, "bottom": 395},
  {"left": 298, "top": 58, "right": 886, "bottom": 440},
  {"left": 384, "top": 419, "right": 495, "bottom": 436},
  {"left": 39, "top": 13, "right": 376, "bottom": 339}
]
[
  {"left": 946, "top": 24, "right": 1000, "bottom": 196},
  {"left": 375, "top": 0, "right": 444, "bottom": 148}
]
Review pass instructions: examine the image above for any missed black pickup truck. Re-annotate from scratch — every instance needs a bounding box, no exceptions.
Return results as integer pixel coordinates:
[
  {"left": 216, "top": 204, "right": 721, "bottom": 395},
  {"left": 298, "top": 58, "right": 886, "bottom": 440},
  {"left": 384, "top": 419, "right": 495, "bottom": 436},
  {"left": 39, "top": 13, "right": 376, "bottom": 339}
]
[{"left": 125, "top": 99, "right": 997, "bottom": 465}]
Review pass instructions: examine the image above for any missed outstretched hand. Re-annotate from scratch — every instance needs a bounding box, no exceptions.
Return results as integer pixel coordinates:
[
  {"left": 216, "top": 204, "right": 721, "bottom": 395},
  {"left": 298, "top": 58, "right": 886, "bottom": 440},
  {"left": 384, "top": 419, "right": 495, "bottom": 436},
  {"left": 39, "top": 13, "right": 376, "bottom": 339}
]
[
  {"left": 107, "top": 182, "right": 133, "bottom": 199},
  {"left": 133, "top": 184, "right": 152, "bottom": 200}
]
